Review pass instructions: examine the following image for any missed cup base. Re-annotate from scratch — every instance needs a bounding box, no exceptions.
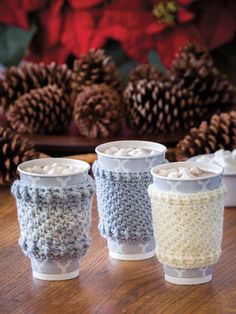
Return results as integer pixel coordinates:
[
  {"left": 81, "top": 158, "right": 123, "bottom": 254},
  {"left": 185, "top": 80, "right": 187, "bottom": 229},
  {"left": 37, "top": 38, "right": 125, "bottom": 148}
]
[
  {"left": 164, "top": 273, "right": 212, "bottom": 285},
  {"left": 107, "top": 238, "right": 155, "bottom": 261},
  {"left": 31, "top": 258, "right": 80, "bottom": 281},
  {"left": 109, "top": 250, "right": 155, "bottom": 261},
  {"left": 163, "top": 265, "right": 213, "bottom": 285},
  {"left": 32, "top": 269, "right": 79, "bottom": 281}
]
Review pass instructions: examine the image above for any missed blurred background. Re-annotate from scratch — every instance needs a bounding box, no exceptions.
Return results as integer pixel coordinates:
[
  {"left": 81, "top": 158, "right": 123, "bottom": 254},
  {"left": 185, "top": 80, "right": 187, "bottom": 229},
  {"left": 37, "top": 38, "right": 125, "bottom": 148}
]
[{"left": 0, "top": 0, "right": 235, "bottom": 81}]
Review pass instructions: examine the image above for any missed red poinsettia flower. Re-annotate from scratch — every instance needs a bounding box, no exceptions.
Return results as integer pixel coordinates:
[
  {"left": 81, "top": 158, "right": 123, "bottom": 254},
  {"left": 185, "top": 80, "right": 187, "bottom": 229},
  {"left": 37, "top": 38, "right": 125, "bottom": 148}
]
[
  {"left": 68, "top": 0, "right": 104, "bottom": 9},
  {"left": 91, "top": 0, "right": 236, "bottom": 67},
  {"left": 0, "top": 0, "right": 29, "bottom": 29},
  {"left": 22, "top": 0, "right": 47, "bottom": 12},
  {"left": 91, "top": 0, "right": 198, "bottom": 65},
  {"left": 27, "top": 0, "right": 102, "bottom": 63},
  {"left": 0, "top": 0, "right": 47, "bottom": 29},
  {"left": 61, "top": 9, "right": 99, "bottom": 55},
  {"left": 195, "top": 0, "right": 236, "bottom": 50}
]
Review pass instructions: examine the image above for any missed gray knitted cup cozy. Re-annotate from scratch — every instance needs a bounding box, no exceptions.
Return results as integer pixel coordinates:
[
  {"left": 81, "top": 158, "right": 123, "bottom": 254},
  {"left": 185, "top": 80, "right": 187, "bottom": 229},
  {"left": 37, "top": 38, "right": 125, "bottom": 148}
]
[
  {"left": 11, "top": 176, "right": 95, "bottom": 262},
  {"left": 92, "top": 161, "right": 153, "bottom": 244}
]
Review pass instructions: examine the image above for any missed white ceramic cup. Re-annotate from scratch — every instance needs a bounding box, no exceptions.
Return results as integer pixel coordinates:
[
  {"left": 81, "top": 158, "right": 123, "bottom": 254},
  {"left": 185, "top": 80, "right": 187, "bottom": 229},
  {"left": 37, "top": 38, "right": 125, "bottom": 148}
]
[
  {"left": 150, "top": 161, "right": 224, "bottom": 285},
  {"left": 95, "top": 140, "right": 167, "bottom": 260}
]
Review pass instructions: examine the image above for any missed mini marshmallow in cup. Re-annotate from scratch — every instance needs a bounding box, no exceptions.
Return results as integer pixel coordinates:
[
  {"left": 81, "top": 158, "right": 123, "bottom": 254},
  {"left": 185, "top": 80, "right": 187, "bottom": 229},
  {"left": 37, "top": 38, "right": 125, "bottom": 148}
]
[
  {"left": 157, "top": 166, "right": 210, "bottom": 179},
  {"left": 25, "top": 162, "right": 84, "bottom": 176},
  {"left": 103, "top": 146, "right": 157, "bottom": 157},
  {"left": 189, "top": 149, "right": 236, "bottom": 207},
  {"left": 194, "top": 149, "right": 236, "bottom": 173}
]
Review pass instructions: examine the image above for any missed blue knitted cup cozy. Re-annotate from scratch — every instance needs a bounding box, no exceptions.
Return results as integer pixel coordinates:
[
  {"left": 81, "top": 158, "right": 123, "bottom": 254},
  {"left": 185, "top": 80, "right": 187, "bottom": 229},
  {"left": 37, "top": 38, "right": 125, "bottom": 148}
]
[
  {"left": 11, "top": 176, "right": 95, "bottom": 262},
  {"left": 92, "top": 161, "right": 154, "bottom": 244}
]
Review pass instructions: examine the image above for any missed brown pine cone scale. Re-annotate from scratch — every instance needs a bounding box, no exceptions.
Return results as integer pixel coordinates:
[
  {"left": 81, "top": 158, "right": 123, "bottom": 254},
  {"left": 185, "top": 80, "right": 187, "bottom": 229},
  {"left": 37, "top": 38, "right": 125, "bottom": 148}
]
[
  {"left": 71, "top": 49, "right": 121, "bottom": 95},
  {"left": 176, "top": 111, "right": 236, "bottom": 160},
  {"left": 0, "top": 127, "right": 47, "bottom": 185},
  {"left": 6, "top": 85, "right": 72, "bottom": 134},
  {"left": 124, "top": 78, "right": 202, "bottom": 134},
  {"left": 74, "top": 84, "right": 121, "bottom": 138},
  {"left": 0, "top": 62, "right": 72, "bottom": 112}
]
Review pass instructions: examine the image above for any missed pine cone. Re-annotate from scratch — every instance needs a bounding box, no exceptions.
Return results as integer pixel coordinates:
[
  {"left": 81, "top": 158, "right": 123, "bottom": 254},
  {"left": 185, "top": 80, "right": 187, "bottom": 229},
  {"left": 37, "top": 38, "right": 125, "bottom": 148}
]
[
  {"left": 129, "top": 64, "right": 160, "bottom": 84},
  {"left": 0, "top": 127, "right": 47, "bottom": 185},
  {"left": 170, "top": 43, "right": 236, "bottom": 117},
  {"left": 74, "top": 84, "right": 121, "bottom": 138},
  {"left": 176, "top": 111, "right": 236, "bottom": 160},
  {"left": 0, "top": 62, "right": 72, "bottom": 112},
  {"left": 124, "top": 78, "right": 202, "bottom": 134},
  {"left": 71, "top": 49, "right": 121, "bottom": 95},
  {"left": 7, "top": 85, "right": 72, "bottom": 134}
]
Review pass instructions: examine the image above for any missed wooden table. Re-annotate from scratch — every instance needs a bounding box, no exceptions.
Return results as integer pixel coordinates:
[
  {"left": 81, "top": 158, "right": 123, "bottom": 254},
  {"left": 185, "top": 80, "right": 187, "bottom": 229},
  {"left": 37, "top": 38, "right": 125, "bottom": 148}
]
[{"left": 1, "top": 186, "right": 236, "bottom": 314}]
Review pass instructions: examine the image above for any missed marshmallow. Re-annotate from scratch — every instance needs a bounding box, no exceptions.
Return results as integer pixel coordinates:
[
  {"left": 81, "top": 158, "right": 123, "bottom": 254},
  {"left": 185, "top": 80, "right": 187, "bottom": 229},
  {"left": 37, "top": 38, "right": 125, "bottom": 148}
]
[
  {"left": 24, "top": 163, "right": 84, "bottom": 175},
  {"left": 157, "top": 166, "right": 211, "bottom": 179},
  {"left": 196, "top": 149, "right": 236, "bottom": 173},
  {"left": 103, "top": 146, "right": 158, "bottom": 157}
]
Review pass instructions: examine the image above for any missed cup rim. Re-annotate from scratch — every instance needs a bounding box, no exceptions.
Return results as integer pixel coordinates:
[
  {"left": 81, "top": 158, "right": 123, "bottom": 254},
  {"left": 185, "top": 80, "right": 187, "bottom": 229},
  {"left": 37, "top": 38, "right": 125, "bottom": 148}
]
[
  {"left": 95, "top": 140, "right": 167, "bottom": 159},
  {"left": 18, "top": 158, "right": 90, "bottom": 177},
  {"left": 151, "top": 161, "right": 223, "bottom": 181}
]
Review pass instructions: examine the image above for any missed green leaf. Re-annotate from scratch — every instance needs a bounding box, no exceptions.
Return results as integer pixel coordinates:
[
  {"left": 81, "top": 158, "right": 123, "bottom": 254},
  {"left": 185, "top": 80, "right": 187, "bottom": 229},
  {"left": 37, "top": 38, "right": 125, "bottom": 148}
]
[
  {"left": 0, "top": 24, "right": 36, "bottom": 67},
  {"left": 119, "top": 60, "right": 139, "bottom": 87},
  {"left": 148, "top": 50, "right": 166, "bottom": 72}
]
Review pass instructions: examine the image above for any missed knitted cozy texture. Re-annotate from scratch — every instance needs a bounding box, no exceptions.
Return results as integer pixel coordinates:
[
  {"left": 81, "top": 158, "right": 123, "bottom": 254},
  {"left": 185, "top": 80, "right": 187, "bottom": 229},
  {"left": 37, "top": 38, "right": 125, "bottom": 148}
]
[
  {"left": 11, "top": 176, "right": 95, "bottom": 262},
  {"left": 148, "top": 184, "right": 225, "bottom": 268},
  {"left": 93, "top": 161, "right": 153, "bottom": 243}
]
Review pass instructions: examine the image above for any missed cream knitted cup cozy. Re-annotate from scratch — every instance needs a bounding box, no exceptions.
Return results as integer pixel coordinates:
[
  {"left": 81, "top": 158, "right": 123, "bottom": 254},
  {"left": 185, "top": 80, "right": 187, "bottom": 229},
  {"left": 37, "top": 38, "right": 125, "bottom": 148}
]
[
  {"left": 148, "top": 161, "right": 225, "bottom": 271},
  {"left": 148, "top": 185, "right": 225, "bottom": 269},
  {"left": 12, "top": 176, "right": 95, "bottom": 262}
]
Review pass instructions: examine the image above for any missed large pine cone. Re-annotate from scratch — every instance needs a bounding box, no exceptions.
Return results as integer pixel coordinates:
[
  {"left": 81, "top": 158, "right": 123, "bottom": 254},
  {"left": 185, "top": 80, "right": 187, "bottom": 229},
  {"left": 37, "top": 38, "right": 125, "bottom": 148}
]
[
  {"left": 6, "top": 85, "right": 72, "bottom": 134},
  {"left": 0, "top": 62, "right": 72, "bottom": 112},
  {"left": 74, "top": 84, "right": 122, "bottom": 138},
  {"left": 0, "top": 127, "right": 47, "bottom": 185},
  {"left": 129, "top": 64, "right": 160, "bottom": 84},
  {"left": 124, "top": 78, "right": 202, "bottom": 134},
  {"left": 170, "top": 43, "right": 236, "bottom": 117},
  {"left": 71, "top": 49, "right": 121, "bottom": 95},
  {"left": 176, "top": 111, "right": 236, "bottom": 160}
]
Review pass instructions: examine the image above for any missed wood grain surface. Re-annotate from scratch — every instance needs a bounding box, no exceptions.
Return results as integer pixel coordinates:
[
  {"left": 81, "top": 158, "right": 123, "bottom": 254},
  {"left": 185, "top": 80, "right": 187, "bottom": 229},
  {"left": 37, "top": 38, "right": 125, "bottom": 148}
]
[{"left": 0, "top": 186, "right": 236, "bottom": 314}]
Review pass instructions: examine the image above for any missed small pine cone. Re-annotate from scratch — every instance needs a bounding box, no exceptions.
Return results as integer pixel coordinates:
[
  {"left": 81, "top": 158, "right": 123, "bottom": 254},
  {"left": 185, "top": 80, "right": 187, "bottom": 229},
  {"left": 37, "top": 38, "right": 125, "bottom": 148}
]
[
  {"left": 170, "top": 43, "right": 236, "bottom": 117},
  {"left": 176, "top": 111, "right": 236, "bottom": 160},
  {"left": 124, "top": 78, "right": 202, "bottom": 134},
  {"left": 74, "top": 84, "right": 121, "bottom": 138},
  {"left": 0, "top": 127, "right": 47, "bottom": 185},
  {"left": 129, "top": 64, "right": 160, "bottom": 84},
  {"left": 71, "top": 49, "right": 121, "bottom": 95},
  {"left": 0, "top": 62, "right": 72, "bottom": 112},
  {"left": 6, "top": 85, "right": 72, "bottom": 134}
]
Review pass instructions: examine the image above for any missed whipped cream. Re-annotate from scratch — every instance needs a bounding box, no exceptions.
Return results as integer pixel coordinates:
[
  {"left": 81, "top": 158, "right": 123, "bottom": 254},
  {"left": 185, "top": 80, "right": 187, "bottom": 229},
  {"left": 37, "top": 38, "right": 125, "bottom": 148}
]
[
  {"left": 103, "top": 146, "right": 157, "bottom": 157},
  {"left": 24, "top": 162, "right": 84, "bottom": 175},
  {"left": 157, "top": 166, "right": 212, "bottom": 179},
  {"left": 195, "top": 149, "right": 236, "bottom": 173}
]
